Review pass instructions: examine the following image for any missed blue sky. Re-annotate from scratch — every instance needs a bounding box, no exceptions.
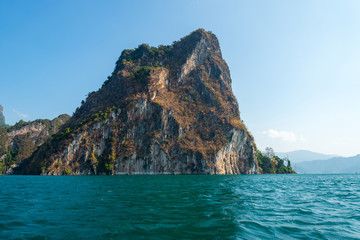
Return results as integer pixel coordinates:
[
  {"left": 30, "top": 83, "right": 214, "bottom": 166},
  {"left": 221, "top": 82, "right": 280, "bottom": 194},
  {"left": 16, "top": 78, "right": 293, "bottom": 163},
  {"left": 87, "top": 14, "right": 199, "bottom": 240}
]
[{"left": 1, "top": 0, "right": 359, "bottom": 156}]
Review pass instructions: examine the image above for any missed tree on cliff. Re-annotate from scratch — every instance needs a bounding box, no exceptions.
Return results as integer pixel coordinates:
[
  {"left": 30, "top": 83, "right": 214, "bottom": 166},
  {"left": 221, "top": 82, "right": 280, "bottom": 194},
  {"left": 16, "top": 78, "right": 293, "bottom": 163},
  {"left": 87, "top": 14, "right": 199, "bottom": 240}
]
[{"left": 257, "top": 148, "right": 296, "bottom": 174}]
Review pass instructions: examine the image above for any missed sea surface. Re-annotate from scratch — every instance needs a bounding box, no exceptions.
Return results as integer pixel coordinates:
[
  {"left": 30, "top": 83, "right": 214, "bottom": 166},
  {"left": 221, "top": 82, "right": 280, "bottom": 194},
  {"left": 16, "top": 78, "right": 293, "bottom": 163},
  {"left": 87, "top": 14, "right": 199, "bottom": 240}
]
[{"left": 1, "top": 174, "right": 359, "bottom": 239}]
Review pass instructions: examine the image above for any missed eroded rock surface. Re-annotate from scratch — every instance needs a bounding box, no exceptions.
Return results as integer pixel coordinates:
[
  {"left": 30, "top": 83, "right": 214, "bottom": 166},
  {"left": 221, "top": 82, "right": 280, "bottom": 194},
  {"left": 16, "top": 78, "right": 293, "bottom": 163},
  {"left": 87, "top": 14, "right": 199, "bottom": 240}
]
[
  {"left": 0, "top": 114, "right": 70, "bottom": 174},
  {"left": 15, "top": 29, "right": 259, "bottom": 175}
]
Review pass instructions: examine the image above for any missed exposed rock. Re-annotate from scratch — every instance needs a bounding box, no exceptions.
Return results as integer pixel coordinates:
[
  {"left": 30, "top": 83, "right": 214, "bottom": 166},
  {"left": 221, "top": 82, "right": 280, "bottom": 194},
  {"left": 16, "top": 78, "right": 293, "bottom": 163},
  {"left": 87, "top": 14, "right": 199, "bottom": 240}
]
[
  {"left": 0, "top": 114, "right": 70, "bottom": 174},
  {"left": 15, "top": 29, "right": 259, "bottom": 175},
  {"left": 0, "top": 105, "right": 5, "bottom": 127}
]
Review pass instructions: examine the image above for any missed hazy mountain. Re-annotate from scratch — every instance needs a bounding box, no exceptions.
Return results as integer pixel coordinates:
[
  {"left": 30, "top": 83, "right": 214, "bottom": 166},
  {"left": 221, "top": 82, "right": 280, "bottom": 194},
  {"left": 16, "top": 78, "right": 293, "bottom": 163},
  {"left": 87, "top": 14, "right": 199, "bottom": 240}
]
[
  {"left": 276, "top": 150, "right": 340, "bottom": 163},
  {"left": 295, "top": 155, "right": 360, "bottom": 174},
  {"left": 0, "top": 105, "right": 5, "bottom": 127},
  {"left": 0, "top": 114, "right": 70, "bottom": 174}
]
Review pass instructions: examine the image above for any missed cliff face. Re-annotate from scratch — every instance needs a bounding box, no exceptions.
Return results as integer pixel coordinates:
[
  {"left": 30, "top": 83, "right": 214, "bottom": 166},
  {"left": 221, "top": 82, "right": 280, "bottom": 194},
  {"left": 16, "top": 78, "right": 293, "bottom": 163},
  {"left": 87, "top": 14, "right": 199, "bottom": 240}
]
[
  {"left": 0, "top": 114, "right": 70, "bottom": 174},
  {"left": 0, "top": 105, "right": 5, "bottom": 127},
  {"left": 15, "top": 29, "right": 259, "bottom": 175}
]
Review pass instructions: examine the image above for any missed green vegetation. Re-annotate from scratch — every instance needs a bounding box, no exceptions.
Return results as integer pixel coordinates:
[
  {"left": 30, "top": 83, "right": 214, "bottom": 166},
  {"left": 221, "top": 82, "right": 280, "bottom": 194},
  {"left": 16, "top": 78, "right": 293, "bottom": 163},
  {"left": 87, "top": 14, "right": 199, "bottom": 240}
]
[
  {"left": 96, "top": 148, "right": 116, "bottom": 175},
  {"left": 89, "top": 152, "right": 98, "bottom": 166},
  {"left": 0, "top": 127, "right": 7, "bottom": 153},
  {"left": 257, "top": 147, "right": 296, "bottom": 174},
  {"left": 54, "top": 106, "right": 117, "bottom": 143},
  {"left": 0, "top": 115, "right": 70, "bottom": 174},
  {"left": 0, "top": 129, "right": 37, "bottom": 174},
  {"left": 0, "top": 105, "right": 6, "bottom": 127},
  {"left": 102, "top": 75, "right": 112, "bottom": 87},
  {"left": 116, "top": 43, "right": 172, "bottom": 67},
  {"left": 132, "top": 66, "right": 152, "bottom": 82},
  {"left": 14, "top": 29, "right": 263, "bottom": 175}
]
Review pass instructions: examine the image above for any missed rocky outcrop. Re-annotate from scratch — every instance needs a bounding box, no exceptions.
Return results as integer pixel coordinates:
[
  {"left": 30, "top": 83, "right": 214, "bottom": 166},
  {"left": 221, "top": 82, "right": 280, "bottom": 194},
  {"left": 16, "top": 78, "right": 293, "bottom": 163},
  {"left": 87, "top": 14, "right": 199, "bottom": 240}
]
[
  {"left": 0, "top": 114, "right": 70, "bottom": 174},
  {"left": 15, "top": 29, "right": 259, "bottom": 175},
  {"left": 0, "top": 105, "right": 5, "bottom": 127}
]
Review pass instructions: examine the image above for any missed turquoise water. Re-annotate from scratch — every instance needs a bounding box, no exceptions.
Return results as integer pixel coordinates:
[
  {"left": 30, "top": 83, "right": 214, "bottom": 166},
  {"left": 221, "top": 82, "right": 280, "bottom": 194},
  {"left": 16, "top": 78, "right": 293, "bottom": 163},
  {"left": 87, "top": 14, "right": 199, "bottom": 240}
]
[{"left": 1, "top": 174, "right": 359, "bottom": 239}]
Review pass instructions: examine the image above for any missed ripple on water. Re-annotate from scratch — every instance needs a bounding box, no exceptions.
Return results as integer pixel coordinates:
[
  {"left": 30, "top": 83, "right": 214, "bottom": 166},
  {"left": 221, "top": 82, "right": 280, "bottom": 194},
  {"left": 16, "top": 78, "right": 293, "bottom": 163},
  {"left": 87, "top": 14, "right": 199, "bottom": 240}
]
[{"left": 0, "top": 174, "right": 360, "bottom": 239}]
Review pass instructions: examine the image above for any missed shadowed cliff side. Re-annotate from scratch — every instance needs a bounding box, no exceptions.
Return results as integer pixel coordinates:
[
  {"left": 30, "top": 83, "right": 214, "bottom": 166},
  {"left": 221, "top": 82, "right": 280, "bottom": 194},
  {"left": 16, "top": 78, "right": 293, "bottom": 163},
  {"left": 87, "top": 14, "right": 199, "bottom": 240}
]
[{"left": 15, "top": 29, "right": 259, "bottom": 175}]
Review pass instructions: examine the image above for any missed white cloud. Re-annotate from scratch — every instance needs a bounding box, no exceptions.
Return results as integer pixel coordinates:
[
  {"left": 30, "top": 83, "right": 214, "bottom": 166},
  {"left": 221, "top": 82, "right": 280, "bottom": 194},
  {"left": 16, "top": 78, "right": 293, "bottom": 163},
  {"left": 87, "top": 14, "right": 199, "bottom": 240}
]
[
  {"left": 299, "top": 134, "right": 306, "bottom": 142},
  {"left": 262, "top": 129, "right": 305, "bottom": 142},
  {"left": 13, "top": 109, "right": 29, "bottom": 119}
]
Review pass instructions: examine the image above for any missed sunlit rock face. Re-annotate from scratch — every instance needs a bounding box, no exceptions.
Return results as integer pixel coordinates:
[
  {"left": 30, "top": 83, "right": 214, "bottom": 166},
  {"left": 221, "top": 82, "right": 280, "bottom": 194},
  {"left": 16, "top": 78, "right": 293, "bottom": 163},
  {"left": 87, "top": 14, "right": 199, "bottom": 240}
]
[
  {"left": 15, "top": 29, "right": 259, "bottom": 175},
  {"left": 0, "top": 114, "right": 70, "bottom": 174}
]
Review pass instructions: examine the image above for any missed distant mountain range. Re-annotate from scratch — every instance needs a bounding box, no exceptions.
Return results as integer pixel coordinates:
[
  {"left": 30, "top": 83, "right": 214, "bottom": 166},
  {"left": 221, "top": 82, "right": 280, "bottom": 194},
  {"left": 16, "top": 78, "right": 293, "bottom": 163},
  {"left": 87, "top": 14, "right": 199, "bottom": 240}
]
[
  {"left": 295, "top": 155, "right": 360, "bottom": 174},
  {"left": 274, "top": 150, "right": 360, "bottom": 174},
  {"left": 276, "top": 150, "right": 340, "bottom": 164},
  {"left": 275, "top": 150, "right": 360, "bottom": 174}
]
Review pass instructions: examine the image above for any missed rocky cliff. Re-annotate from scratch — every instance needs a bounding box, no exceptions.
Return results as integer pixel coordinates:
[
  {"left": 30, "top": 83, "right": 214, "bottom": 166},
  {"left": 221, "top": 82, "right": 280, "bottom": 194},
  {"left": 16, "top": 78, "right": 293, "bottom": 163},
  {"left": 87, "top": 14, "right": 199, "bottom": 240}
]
[
  {"left": 0, "top": 114, "right": 70, "bottom": 174},
  {"left": 15, "top": 29, "right": 259, "bottom": 175},
  {"left": 0, "top": 105, "right": 5, "bottom": 127}
]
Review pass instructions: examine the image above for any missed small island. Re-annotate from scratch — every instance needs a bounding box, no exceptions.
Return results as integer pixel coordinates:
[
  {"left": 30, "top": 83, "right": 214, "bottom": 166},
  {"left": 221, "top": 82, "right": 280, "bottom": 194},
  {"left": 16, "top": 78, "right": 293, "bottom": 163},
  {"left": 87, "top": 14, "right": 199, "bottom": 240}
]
[
  {"left": 1, "top": 29, "right": 295, "bottom": 175},
  {"left": 257, "top": 147, "right": 296, "bottom": 174}
]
